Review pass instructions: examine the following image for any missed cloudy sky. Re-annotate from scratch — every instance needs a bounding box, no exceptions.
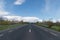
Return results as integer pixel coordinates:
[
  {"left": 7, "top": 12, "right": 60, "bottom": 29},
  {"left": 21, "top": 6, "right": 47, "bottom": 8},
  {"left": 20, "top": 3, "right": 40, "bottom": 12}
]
[{"left": 0, "top": 0, "right": 60, "bottom": 22}]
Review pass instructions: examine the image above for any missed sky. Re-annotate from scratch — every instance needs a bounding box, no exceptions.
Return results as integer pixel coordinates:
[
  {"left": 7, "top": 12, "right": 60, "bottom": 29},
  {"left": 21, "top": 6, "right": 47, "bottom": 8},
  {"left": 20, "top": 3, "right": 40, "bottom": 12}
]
[{"left": 0, "top": 0, "right": 60, "bottom": 22}]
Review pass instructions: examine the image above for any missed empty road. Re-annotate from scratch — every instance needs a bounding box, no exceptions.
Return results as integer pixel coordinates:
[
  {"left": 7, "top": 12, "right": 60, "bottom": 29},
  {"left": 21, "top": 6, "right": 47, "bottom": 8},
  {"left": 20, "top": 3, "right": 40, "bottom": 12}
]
[{"left": 0, "top": 24, "right": 60, "bottom": 40}]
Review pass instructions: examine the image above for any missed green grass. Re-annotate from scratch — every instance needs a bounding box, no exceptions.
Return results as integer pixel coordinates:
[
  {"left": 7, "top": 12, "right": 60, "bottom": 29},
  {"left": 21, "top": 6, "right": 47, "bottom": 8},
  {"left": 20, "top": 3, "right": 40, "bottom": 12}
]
[
  {"left": 51, "top": 26, "right": 60, "bottom": 32},
  {"left": 36, "top": 24, "right": 60, "bottom": 32},
  {"left": 0, "top": 24, "right": 23, "bottom": 30}
]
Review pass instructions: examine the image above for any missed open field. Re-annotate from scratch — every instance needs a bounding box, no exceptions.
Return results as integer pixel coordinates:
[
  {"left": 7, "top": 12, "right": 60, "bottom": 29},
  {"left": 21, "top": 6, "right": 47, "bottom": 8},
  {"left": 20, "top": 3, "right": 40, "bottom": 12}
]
[
  {"left": 0, "top": 24, "right": 23, "bottom": 30},
  {"left": 36, "top": 24, "right": 60, "bottom": 32},
  {"left": 51, "top": 26, "right": 60, "bottom": 32}
]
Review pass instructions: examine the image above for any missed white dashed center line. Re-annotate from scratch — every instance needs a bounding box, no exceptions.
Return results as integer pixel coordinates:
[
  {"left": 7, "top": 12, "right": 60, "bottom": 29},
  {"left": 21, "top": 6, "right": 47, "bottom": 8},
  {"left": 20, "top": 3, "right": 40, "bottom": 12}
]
[
  {"left": 8, "top": 30, "right": 13, "bottom": 32},
  {"left": 0, "top": 34, "right": 4, "bottom": 37},
  {"left": 29, "top": 29, "right": 31, "bottom": 32}
]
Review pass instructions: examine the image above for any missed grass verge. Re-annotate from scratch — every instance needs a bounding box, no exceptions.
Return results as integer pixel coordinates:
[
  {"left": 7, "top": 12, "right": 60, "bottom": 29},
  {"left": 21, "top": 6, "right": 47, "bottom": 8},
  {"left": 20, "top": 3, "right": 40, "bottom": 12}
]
[
  {"left": 0, "top": 24, "right": 23, "bottom": 30},
  {"left": 36, "top": 24, "right": 60, "bottom": 32},
  {"left": 51, "top": 26, "right": 60, "bottom": 32}
]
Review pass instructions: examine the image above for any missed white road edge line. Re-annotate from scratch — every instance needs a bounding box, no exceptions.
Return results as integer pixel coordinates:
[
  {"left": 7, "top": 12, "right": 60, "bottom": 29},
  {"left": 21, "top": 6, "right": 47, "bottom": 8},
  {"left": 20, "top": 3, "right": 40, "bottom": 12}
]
[
  {"left": 29, "top": 29, "right": 31, "bottom": 32},
  {"left": 8, "top": 30, "right": 13, "bottom": 32},
  {"left": 50, "top": 32, "right": 58, "bottom": 36}
]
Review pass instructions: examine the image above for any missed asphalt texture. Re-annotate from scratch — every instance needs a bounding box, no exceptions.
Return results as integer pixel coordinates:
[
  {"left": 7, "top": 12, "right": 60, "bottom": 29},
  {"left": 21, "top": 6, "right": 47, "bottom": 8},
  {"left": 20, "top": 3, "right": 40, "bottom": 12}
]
[{"left": 0, "top": 24, "right": 60, "bottom": 40}]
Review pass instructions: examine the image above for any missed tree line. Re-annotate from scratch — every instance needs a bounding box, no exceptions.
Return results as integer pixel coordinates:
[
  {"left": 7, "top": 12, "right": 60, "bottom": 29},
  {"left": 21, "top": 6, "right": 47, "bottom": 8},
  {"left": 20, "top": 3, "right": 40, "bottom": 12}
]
[
  {"left": 0, "top": 17, "right": 28, "bottom": 25},
  {"left": 35, "top": 20, "right": 60, "bottom": 28}
]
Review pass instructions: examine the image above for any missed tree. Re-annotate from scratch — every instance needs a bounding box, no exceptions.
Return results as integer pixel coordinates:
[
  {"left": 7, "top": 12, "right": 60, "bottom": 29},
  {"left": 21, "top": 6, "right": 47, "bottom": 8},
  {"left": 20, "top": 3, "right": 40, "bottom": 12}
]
[
  {"left": 46, "top": 21, "right": 53, "bottom": 28},
  {"left": 55, "top": 21, "right": 60, "bottom": 26},
  {"left": 0, "top": 17, "right": 4, "bottom": 25}
]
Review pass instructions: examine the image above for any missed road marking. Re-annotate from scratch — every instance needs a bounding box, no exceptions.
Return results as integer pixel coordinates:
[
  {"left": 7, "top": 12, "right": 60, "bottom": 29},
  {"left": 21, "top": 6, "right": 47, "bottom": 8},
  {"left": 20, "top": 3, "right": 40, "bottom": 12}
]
[
  {"left": 50, "top": 32, "right": 58, "bottom": 36},
  {"left": 0, "top": 34, "right": 4, "bottom": 37},
  {"left": 8, "top": 30, "right": 13, "bottom": 32},
  {"left": 29, "top": 29, "right": 31, "bottom": 32}
]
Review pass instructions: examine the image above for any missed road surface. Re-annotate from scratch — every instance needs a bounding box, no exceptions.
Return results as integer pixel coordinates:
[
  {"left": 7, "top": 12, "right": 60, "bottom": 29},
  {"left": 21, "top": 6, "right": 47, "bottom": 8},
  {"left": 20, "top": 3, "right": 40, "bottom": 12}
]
[{"left": 0, "top": 24, "right": 60, "bottom": 40}]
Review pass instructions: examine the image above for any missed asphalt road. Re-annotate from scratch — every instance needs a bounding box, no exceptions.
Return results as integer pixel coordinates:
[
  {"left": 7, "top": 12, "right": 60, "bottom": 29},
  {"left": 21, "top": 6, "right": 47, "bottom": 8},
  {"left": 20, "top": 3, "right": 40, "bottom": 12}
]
[{"left": 0, "top": 24, "right": 60, "bottom": 40}]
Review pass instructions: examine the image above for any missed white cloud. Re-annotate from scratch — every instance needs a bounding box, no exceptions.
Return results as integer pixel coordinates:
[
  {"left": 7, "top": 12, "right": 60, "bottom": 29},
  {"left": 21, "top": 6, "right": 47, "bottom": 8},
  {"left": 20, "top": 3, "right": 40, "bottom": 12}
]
[
  {"left": 0, "top": 0, "right": 5, "bottom": 10},
  {"left": 42, "top": 0, "right": 60, "bottom": 14},
  {"left": 22, "top": 17, "right": 40, "bottom": 22},
  {"left": 0, "top": 11, "right": 10, "bottom": 16},
  {"left": 3, "top": 16, "right": 42, "bottom": 22},
  {"left": 3, "top": 16, "right": 60, "bottom": 23},
  {"left": 40, "top": 0, "right": 60, "bottom": 19},
  {"left": 52, "top": 19, "right": 57, "bottom": 23},
  {"left": 0, "top": 0, "right": 10, "bottom": 16},
  {"left": 38, "top": 19, "right": 43, "bottom": 22},
  {"left": 45, "top": 0, "right": 50, "bottom": 12},
  {"left": 14, "top": 0, "right": 25, "bottom": 5},
  {"left": 3, "top": 16, "right": 22, "bottom": 21},
  {"left": 0, "top": 0, "right": 42, "bottom": 23}
]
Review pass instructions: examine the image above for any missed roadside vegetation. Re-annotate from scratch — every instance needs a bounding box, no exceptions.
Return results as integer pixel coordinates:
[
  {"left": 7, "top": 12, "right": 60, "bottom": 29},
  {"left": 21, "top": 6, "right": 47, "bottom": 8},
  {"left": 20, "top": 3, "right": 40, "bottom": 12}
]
[
  {"left": 35, "top": 20, "right": 60, "bottom": 32},
  {"left": 0, "top": 17, "right": 28, "bottom": 30}
]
